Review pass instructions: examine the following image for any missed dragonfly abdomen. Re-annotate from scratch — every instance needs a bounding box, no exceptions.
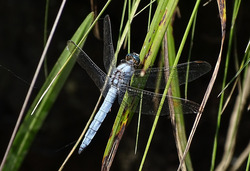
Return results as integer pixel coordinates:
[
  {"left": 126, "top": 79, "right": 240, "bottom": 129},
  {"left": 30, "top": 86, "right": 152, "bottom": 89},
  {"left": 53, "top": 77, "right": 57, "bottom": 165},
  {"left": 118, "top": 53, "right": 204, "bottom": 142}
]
[{"left": 78, "top": 87, "right": 118, "bottom": 154}]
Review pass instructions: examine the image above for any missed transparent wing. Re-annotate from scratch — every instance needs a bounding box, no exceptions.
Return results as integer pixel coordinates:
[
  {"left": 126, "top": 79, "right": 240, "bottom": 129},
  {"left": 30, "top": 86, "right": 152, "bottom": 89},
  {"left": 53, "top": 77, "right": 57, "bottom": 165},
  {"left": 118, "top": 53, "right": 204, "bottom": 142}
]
[
  {"left": 118, "top": 85, "right": 200, "bottom": 115},
  {"left": 116, "top": 61, "right": 211, "bottom": 115},
  {"left": 103, "top": 15, "right": 116, "bottom": 73},
  {"left": 67, "top": 40, "right": 111, "bottom": 97},
  {"left": 132, "top": 61, "right": 211, "bottom": 89}
]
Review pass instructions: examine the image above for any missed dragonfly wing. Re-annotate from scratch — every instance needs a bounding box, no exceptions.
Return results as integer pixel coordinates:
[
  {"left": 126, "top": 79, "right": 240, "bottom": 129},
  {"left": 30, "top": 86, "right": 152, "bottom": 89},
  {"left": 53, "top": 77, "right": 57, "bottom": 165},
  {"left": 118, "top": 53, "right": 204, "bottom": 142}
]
[
  {"left": 67, "top": 40, "right": 110, "bottom": 97},
  {"left": 117, "top": 88, "right": 126, "bottom": 105},
  {"left": 103, "top": 15, "right": 116, "bottom": 73},
  {"left": 132, "top": 61, "right": 211, "bottom": 89},
  {"left": 119, "top": 85, "right": 200, "bottom": 115}
]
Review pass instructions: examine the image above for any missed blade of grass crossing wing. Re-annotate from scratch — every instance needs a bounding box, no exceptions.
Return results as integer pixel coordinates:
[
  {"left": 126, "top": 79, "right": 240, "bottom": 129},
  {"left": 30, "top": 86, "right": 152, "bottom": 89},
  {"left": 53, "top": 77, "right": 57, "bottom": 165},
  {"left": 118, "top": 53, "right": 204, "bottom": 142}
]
[
  {"left": 135, "top": 91, "right": 143, "bottom": 154},
  {"left": 102, "top": 0, "right": 180, "bottom": 170},
  {"left": 141, "top": 0, "right": 203, "bottom": 170},
  {"left": 102, "top": 0, "right": 171, "bottom": 168},
  {"left": 2, "top": 13, "right": 94, "bottom": 171},
  {"left": 166, "top": 18, "right": 193, "bottom": 171},
  {"left": 185, "top": 12, "right": 197, "bottom": 99},
  {"left": 101, "top": 0, "right": 143, "bottom": 168},
  {"left": 139, "top": 1, "right": 184, "bottom": 170}
]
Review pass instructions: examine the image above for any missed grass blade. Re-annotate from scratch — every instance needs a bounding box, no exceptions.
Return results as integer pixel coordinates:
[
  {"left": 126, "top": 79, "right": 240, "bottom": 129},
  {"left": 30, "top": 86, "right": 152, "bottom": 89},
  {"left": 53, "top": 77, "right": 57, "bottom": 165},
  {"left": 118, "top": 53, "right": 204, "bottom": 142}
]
[{"left": 2, "top": 13, "right": 94, "bottom": 171}]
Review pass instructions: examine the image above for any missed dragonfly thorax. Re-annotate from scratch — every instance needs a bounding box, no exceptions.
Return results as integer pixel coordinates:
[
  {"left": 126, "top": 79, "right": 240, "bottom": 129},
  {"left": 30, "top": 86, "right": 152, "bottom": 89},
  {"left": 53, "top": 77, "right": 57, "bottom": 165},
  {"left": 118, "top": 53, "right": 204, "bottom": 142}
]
[{"left": 110, "top": 62, "right": 135, "bottom": 88}]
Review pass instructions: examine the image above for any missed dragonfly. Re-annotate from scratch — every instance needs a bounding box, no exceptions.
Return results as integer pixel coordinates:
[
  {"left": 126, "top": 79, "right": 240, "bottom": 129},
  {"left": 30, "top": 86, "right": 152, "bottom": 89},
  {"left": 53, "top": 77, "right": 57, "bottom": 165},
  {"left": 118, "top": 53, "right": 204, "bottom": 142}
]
[{"left": 67, "top": 16, "right": 211, "bottom": 154}]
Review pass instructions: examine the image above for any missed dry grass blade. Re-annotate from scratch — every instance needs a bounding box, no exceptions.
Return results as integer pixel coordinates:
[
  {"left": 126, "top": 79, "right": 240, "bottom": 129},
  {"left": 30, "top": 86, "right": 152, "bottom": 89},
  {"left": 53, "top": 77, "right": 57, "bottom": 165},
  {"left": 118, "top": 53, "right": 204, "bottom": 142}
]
[
  {"left": 229, "top": 142, "right": 250, "bottom": 171},
  {"left": 177, "top": 0, "right": 226, "bottom": 170},
  {"left": 59, "top": 94, "right": 103, "bottom": 171},
  {"left": 0, "top": 0, "right": 67, "bottom": 169},
  {"left": 220, "top": 77, "right": 238, "bottom": 114},
  {"left": 215, "top": 66, "right": 250, "bottom": 171},
  {"left": 177, "top": 39, "right": 224, "bottom": 171},
  {"left": 164, "top": 24, "right": 191, "bottom": 171},
  {"left": 90, "top": 0, "right": 100, "bottom": 40}
]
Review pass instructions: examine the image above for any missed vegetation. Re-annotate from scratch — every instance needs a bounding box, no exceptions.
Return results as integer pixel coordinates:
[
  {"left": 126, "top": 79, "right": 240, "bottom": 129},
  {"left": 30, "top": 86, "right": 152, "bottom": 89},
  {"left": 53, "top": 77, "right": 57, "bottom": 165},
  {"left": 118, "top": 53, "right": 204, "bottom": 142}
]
[{"left": 0, "top": 0, "right": 249, "bottom": 170}]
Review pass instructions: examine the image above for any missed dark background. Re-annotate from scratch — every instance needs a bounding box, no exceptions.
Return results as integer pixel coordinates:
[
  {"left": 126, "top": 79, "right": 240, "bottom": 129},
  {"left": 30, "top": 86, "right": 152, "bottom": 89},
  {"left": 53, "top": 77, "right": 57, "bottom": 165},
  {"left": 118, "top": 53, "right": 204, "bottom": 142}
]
[{"left": 0, "top": 0, "right": 249, "bottom": 170}]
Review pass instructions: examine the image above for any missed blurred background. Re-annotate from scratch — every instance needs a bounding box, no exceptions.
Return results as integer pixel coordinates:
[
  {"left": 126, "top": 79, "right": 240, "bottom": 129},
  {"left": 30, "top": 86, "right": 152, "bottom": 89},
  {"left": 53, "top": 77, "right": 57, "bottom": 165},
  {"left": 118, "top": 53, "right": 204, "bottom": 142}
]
[{"left": 0, "top": 0, "right": 249, "bottom": 170}]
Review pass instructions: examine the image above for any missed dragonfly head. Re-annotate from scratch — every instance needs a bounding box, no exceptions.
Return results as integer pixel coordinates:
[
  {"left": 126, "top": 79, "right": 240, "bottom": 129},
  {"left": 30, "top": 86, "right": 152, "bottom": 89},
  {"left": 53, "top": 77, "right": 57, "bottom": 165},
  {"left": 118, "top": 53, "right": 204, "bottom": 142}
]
[{"left": 126, "top": 53, "right": 140, "bottom": 66}]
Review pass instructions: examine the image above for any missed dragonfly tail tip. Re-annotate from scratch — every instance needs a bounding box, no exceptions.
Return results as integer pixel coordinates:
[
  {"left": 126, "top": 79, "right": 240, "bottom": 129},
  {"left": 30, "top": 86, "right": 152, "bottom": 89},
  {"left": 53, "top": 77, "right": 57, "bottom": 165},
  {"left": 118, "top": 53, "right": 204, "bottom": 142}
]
[{"left": 78, "top": 148, "right": 84, "bottom": 154}]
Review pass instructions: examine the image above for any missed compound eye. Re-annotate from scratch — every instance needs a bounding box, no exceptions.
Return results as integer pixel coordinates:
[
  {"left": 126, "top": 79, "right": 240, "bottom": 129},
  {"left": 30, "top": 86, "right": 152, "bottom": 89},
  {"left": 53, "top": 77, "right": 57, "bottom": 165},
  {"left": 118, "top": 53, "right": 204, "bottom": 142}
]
[{"left": 126, "top": 53, "right": 140, "bottom": 65}]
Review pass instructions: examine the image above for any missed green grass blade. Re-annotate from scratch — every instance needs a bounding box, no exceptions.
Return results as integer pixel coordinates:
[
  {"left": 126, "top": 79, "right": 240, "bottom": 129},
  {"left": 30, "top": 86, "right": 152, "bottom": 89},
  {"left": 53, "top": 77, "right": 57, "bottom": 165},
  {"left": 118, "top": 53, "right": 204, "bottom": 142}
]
[
  {"left": 210, "top": 0, "right": 242, "bottom": 170},
  {"left": 140, "top": 0, "right": 175, "bottom": 71},
  {"left": 114, "top": 0, "right": 141, "bottom": 57},
  {"left": 2, "top": 13, "right": 94, "bottom": 171},
  {"left": 185, "top": 11, "right": 197, "bottom": 99},
  {"left": 101, "top": 0, "right": 180, "bottom": 169},
  {"left": 166, "top": 15, "right": 194, "bottom": 171},
  {"left": 214, "top": 40, "right": 250, "bottom": 171},
  {"left": 140, "top": 0, "right": 203, "bottom": 169},
  {"left": 43, "top": 0, "right": 50, "bottom": 78},
  {"left": 134, "top": 92, "right": 143, "bottom": 154},
  {"left": 246, "top": 151, "right": 250, "bottom": 171}
]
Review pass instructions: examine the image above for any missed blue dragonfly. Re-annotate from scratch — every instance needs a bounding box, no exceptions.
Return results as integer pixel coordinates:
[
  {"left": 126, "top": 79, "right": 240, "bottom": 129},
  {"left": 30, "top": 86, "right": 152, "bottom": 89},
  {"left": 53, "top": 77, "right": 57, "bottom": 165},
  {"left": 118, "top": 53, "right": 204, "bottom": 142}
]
[{"left": 67, "top": 16, "right": 211, "bottom": 154}]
